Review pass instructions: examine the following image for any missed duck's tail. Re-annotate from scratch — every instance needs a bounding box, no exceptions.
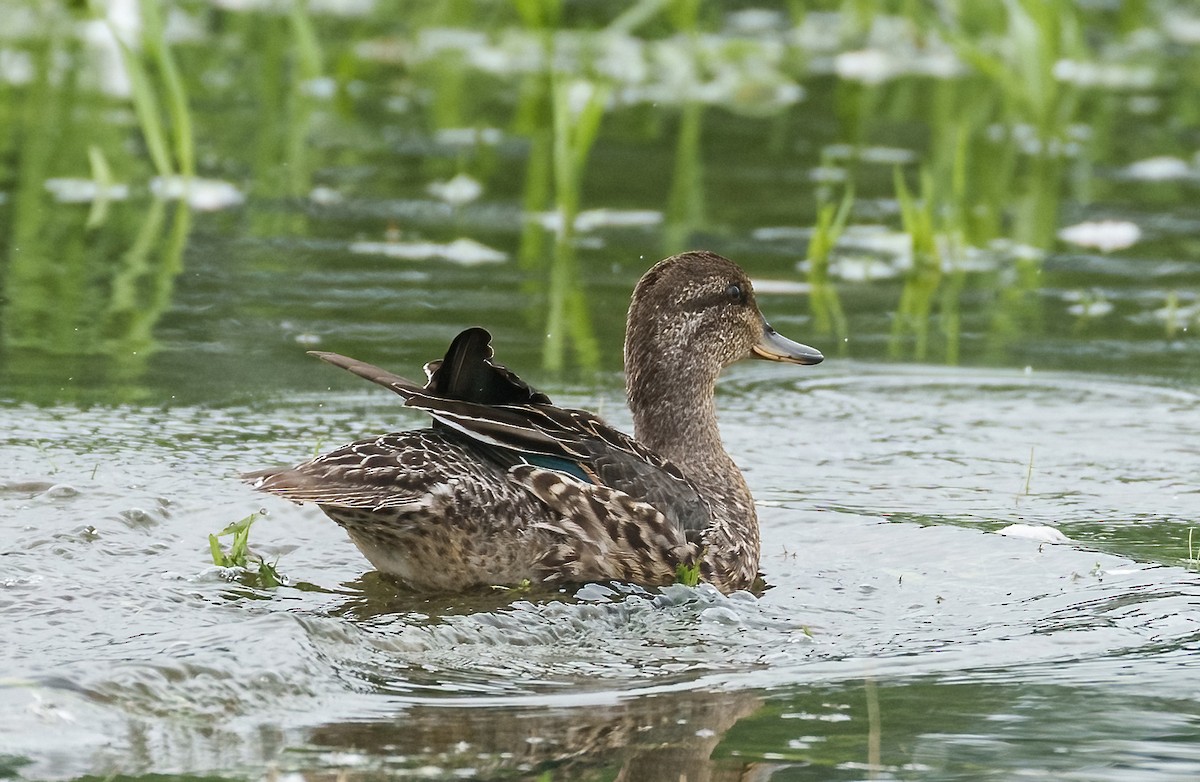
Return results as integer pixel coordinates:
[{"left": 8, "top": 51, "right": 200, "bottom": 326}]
[
  {"left": 307, "top": 351, "right": 426, "bottom": 398},
  {"left": 310, "top": 327, "right": 552, "bottom": 407}
]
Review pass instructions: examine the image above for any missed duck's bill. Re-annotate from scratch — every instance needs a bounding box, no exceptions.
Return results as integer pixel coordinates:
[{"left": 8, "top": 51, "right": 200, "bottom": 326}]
[{"left": 752, "top": 322, "right": 824, "bottom": 365}]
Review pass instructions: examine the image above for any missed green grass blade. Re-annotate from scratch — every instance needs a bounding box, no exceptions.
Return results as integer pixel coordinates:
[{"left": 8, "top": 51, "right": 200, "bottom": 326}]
[
  {"left": 110, "top": 20, "right": 173, "bottom": 178},
  {"left": 140, "top": 0, "right": 194, "bottom": 178}
]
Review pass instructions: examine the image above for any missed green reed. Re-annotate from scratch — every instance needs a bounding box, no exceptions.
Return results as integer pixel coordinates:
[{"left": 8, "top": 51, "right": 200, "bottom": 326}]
[
  {"left": 109, "top": 0, "right": 194, "bottom": 178},
  {"left": 542, "top": 76, "right": 607, "bottom": 372},
  {"left": 663, "top": 99, "right": 705, "bottom": 256},
  {"left": 889, "top": 167, "right": 942, "bottom": 361},
  {"left": 84, "top": 145, "right": 116, "bottom": 229},
  {"left": 805, "top": 185, "right": 853, "bottom": 345}
]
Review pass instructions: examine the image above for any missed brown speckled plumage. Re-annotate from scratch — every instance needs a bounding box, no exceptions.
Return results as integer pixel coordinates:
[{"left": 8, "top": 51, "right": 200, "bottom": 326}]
[{"left": 244, "top": 251, "right": 823, "bottom": 593}]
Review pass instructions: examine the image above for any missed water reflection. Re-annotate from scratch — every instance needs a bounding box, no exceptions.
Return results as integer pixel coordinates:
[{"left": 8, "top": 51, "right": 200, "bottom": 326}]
[
  {"left": 0, "top": 3, "right": 195, "bottom": 401},
  {"left": 306, "top": 689, "right": 763, "bottom": 779}
]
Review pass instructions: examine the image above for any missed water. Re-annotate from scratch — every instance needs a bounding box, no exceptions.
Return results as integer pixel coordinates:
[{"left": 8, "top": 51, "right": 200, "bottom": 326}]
[
  {"left": 2, "top": 2, "right": 1200, "bottom": 780},
  {"left": 4, "top": 366, "right": 1199, "bottom": 778}
]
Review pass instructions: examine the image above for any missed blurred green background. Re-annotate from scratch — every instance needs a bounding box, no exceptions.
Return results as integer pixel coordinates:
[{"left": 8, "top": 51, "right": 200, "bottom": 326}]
[{"left": 0, "top": 0, "right": 1196, "bottom": 406}]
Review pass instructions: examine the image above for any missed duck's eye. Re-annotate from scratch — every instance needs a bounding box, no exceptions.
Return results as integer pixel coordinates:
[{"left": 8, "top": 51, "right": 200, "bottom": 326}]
[{"left": 725, "top": 283, "right": 743, "bottom": 302}]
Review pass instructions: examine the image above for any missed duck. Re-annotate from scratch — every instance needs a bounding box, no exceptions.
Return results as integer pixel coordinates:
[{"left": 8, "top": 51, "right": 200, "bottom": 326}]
[{"left": 243, "top": 250, "right": 823, "bottom": 593}]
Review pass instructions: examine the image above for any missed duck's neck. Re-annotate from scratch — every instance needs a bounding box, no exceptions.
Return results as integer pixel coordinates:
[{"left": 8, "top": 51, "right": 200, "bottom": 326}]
[
  {"left": 625, "top": 349, "right": 754, "bottom": 515},
  {"left": 628, "top": 367, "right": 723, "bottom": 466},
  {"left": 626, "top": 355, "right": 760, "bottom": 589},
  {"left": 625, "top": 341, "right": 762, "bottom": 592}
]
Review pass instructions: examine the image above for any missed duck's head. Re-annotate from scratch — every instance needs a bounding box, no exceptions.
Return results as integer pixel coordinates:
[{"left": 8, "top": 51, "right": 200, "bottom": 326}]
[{"left": 625, "top": 251, "right": 823, "bottom": 386}]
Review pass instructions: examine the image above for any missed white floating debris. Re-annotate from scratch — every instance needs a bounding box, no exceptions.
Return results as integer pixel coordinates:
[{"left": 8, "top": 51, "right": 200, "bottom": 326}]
[
  {"left": 1053, "top": 59, "right": 1155, "bottom": 90},
  {"left": 809, "top": 165, "right": 847, "bottom": 183},
  {"left": 564, "top": 79, "right": 604, "bottom": 119},
  {"left": 308, "top": 186, "right": 343, "bottom": 205},
  {"left": 595, "top": 33, "right": 647, "bottom": 84},
  {"left": 574, "top": 208, "right": 661, "bottom": 232},
  {"left": 426, "top": 173, "right": 483, "bottom": 206},
  {"left": 1149, "top": 302, "right": 1199, "bottom": 326},
  {"left": 1127, "top": 95, "right": 1161, "bottom": 115},
  {"left": 860, "top": 147, "right": 916, "bottom": 165},
  {"left": 150, "top": 176, "right": 245, "bottom": 211},
  {"left": 0, "top": 49, "right": 34, "bottom": 86},
  {"left": 1123, "top": 156, "right": 1192, "bottom": 181},
  {"left": 752, "top": 226, "right": 810, "bottom": 242},
  {"left": 823, "top": 144, "right": 917, "bottom": 165},
  {"left": 834, "top": 49, "right": 891, "bottom": 85},
  {"left": 833, "top": 256, "right": 900, "bottom": 282},
  {"left": 911, "top": 48, "right": 964, "bottom": 79},
  {"left": 750, "top": 279, "right": 812, "bottom": 295},
  {"left": 1066, "top": 300, "right": 1114, "bottom": 318},
  {"left": 418, "top": 27, "right": 489, "bottom": 58},
  {"left": 44, "top": 178, "right": 129, "bottom": 203},
  {"left": 77, "top": 0, "right": 141, "bottom": 97},
  {"left": 349, "top": 237, "right": 507, "bottom": 265},
  {"left": 726, "top": 9, "right": 785, "bottom": 34},
  {"left": 839, "top": 225, "right": 915, "bottom": 270},
  {"left": 1057, "top": 220, "right": 1140, "bottom": 252},
  {"left": 383, "top": 95, "right": 411, "bottom": 113},
  {"left": 308, "top": 0, "right": 375, "bottom": 17},
  {"left": 433, "top": 127, "right": 503, "bottom": 147},
  {"left": 996, "top": 524, "right": 1070, "bottom": 544},
  {"left": 1163, "top": 12, "right": 1200, "bottom": 44},
  {"left": 988, "top": 238, "right": 1045, "bottom": 263},
  {"left": 533, "top": 208, "right": 662, "bottom": 234},
  {"left": 300, "top": 76, "right": 337, "bottom": 99},
  {"left": 216, "top": 0, "right": 372, "bottom": 14}
]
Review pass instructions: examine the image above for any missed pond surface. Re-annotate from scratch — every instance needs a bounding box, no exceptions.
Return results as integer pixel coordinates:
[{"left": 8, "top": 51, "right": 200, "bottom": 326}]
[{"left": 2, "top": 2, "right": 1199, "bottom": 780}]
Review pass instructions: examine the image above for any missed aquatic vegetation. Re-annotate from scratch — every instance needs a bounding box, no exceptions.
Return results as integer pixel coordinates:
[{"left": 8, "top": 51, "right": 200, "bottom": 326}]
[
  {"left": 208, "top": 512, "right": 283, "bottom": 588},
  {"left": 889, "top": 167, "right": 943, "bottom": 362},
  {"left": 110, "top": 0, "right": 194, "bottom": 179},
  {"left": 1156, "top": 292, "right": 1200, "bottom": 338},
  {"left": 542, "top": 76, "right": 606, "bottom": 372},
  {"left": 675, "top": 558, "right": 701, "bottom": 587},
  {"left": 803, "top": 183, "right": 852, "bottom": 344}
]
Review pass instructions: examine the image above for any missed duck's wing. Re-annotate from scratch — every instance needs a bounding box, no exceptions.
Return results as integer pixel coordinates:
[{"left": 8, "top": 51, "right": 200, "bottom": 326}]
[
  {"left": 578, "top": 434, "right": 712, "bottom": 542},
  {"left": 512, "top": 465, "right": 698, "bottom": 586},
  {"left": 407, "top": 397, "right": 712, "bottom": 542}
]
